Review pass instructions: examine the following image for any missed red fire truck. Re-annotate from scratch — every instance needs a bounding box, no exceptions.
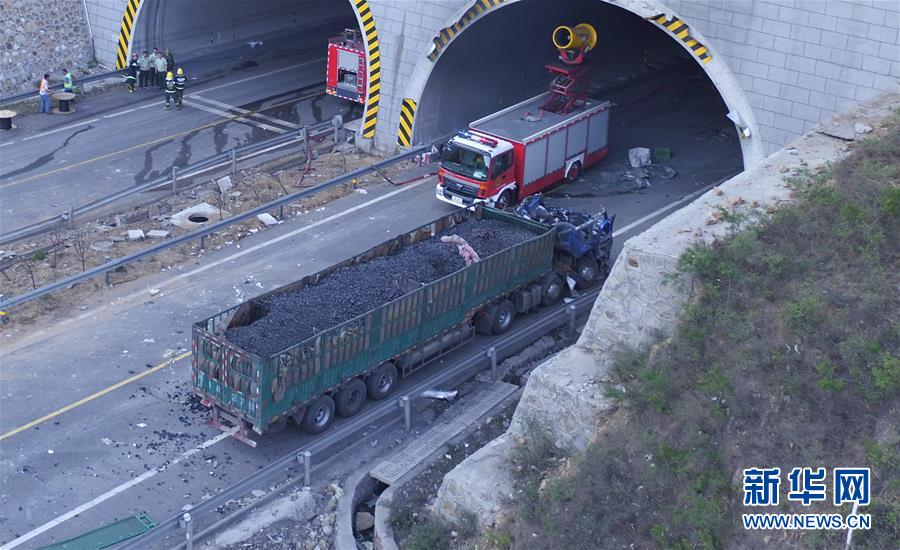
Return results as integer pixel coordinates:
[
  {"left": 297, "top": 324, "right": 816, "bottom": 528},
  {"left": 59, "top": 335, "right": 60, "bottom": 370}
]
[
  {"left": 436, "top": 94, "right": 611, "bottom": 209},
  {"left": 326, "top": 29, "right": 367, "bottom": 104},
  {"left": 437, "top": 23, "right": 610, "bottom": 209}
]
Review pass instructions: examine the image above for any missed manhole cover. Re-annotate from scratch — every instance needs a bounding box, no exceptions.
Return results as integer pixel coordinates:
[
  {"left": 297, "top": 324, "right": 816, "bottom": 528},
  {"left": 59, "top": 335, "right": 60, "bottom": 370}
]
[
  {"left": 90, "top": 239, "right": 114, "bottom": 252},
  {"left": 188, "top": 215, "right": 209, "bottom": 223}
]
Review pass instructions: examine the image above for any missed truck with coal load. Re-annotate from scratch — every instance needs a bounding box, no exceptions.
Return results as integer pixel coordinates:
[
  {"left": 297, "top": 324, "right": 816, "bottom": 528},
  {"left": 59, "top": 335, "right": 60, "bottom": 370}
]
[{"left": 192, "top": 206, "right": 600, "bottom": 446}]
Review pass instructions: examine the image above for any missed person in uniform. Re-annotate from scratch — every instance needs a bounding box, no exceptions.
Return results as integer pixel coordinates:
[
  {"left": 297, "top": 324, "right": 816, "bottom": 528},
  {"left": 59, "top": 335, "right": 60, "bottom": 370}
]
[
  {"left": 164, "top": 71, "right": 176, "bottom": 110},
  {"left": 125, "top": 54, "right": 139, "bottom": 93},
  {"left": 174, "top": 67, "right": 186, "bottom": 110}
]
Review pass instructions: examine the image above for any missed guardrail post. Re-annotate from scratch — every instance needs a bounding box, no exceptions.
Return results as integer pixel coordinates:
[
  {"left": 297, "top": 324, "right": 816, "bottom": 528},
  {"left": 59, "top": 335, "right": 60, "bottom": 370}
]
[
  {"left": 567, "top": 303, "right": 577, "bottom": 334},
  {"left": 230, "top": 147, "right": 237, "bottom": 174},
  {"left": 278, "top": 205, "right": 284, "bottom": 220},
  {"left": 104, "top": 271, "right": 111, "bottom": 286},
  {"left": 67, "top": 205, "right": 74, "bottom": 228},
  {"left": 179, "top": 512, "right": 193, "bottom": 550},
  {"left": 199, "top": 235, "right": 206, "bottom": 251},
  {"left": 332, "top": 114, "right": 342, "bottom": 144},
  {"left": 398, "top": 396, "right": 411, "bottom": 432},
  {"left": 487, "top": 346, "right": 498, "bottom": 381},
  {"left": 171, "top": 166, "right": 178, "bottom": 193},
  {"left": 302, "top": 450, "right": 311, "bottom": 488}
]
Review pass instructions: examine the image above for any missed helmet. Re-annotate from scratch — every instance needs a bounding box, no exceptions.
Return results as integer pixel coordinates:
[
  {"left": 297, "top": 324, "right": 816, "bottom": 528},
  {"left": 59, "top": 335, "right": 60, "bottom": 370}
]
[
  {"left": 166, "top": 71, "right": 173, "bottom": 79},
  {"left": 176, "top": 68, "right": 183, "bottom": 75}
]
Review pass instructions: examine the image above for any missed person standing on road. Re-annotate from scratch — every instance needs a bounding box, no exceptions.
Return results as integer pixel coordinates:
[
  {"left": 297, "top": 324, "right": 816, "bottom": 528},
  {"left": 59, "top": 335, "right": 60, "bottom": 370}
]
[
  {"left": 154, "top": 52, "right": 168, "bottom": 90},
  {"left": 174, "top": 67, "right": 186, "bottom": 110},
  {"left": 62, "top": 68, "right": 74, "bottom": 94},
  {"left": 126, "top": 53, "right": 139, "bottom": 93},
  {"left": 164, "top": 48, "right": 174, "bottom": 74},
  {"left": 164, "top": 71, "right": 176, "bottom": 110},
  {"left": 38, "top": 73, "right": 51, "bottom": 113},
  {"left": 150, "top": 47, "right": 160, "bottom": 86},
  {"left": 138, "top": 51, "right": 151, "bottom": 89}
]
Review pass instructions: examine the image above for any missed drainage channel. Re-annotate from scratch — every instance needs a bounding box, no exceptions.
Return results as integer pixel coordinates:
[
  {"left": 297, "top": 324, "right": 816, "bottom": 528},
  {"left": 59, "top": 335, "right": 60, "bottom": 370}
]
[{"left": 119, "top": 287, "right": 599, "bottom": 549}]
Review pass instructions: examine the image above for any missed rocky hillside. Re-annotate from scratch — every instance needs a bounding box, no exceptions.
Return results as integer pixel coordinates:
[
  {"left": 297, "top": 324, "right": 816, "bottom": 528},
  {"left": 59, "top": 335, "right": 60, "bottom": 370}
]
[{"left": 503, "top": 119, "right": 899, "bottom": 549}]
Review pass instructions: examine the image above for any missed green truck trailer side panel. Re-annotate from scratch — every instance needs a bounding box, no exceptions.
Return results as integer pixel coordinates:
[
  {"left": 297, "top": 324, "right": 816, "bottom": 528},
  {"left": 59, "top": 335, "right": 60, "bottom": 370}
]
[{"left": 192, "top": 208, "right": 554, "bottom": 430}]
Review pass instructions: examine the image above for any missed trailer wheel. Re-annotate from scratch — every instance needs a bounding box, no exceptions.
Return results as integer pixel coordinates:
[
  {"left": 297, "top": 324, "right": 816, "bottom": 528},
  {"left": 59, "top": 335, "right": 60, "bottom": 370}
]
[
  {"left": 474, "top": 304, "right": 498, "bottom": 335},
  {"left": 565, "top": 161, "right": 582, "bottom": 184},
  {"left": 300, "top": 395, "right": 335, "bottom": 435},
  {"left": 335, "top": 378, "right": 367, "bottom": 417},
  {"left": 367, "top": 363, "right": 398, "bottom": 400},
  {"left": 541, "top": 272, "right": 564, "bottom": 306},
  {"left": 494, "top": 190, "right": 515, "bottom": 210},
  {"left": 575, "top": 256, "right": 599, "bottom": 289},
  {"left": 493, "top": 300, "right": 516, "bottom": 334}
]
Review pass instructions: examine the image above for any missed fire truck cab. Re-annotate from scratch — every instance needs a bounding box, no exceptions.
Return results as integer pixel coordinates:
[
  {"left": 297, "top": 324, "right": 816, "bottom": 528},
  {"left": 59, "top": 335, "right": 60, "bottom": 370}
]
[{"left": 437, "top": 131, "right": 519, "bottom": 210}]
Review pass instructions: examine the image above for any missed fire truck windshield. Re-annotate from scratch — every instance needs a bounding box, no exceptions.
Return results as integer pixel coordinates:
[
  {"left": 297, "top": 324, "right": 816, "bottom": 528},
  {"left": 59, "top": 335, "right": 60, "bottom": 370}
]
[{"left": 441, "top": 142, "right": 490, "bottom": 182}]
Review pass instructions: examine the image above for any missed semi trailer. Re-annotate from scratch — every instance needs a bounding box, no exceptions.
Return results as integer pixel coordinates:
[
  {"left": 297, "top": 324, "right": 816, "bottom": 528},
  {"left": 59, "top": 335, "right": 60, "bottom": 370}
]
[{"left": 191, "top": 207, "right": 590, "bottom": 446}]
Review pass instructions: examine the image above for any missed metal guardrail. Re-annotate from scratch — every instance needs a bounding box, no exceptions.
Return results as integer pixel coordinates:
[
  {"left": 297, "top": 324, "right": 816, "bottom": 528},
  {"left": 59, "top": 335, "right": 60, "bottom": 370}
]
[
  {"left": 119, "top": 288, "right": 596, "bottom": 549},
  {"left": 0, "top": 117, "right": 340, "bottom": 245},
  {"left": 0, "top": 142, "right": 431, "bottom": 312},
  {"left": 0, "top": 69, "right": 125, "bottom": 106}
]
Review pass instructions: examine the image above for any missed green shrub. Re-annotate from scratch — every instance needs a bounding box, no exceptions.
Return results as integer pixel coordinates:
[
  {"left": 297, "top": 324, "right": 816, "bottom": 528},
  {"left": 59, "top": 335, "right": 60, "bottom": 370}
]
[{"left": 31, "top": 249, "right": 48, "bottom": 261}]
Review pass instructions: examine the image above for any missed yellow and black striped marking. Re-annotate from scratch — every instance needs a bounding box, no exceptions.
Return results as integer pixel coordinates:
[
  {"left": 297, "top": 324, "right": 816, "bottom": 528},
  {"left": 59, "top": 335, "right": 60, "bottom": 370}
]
[
  {"left": 397, "top": 98, "right": 416, "bottom": 147},
  {"left": 427, "top": 0, "right": 505, "bottom": 62},
  {"left": 355, "top": 0, "right": 380, "bottom": 139},
  {"left": 115, "top": 0, "right": 141, "bottom": 69},
  {"left": 648, "top": 14, "right": 711, "bottom": 64}
]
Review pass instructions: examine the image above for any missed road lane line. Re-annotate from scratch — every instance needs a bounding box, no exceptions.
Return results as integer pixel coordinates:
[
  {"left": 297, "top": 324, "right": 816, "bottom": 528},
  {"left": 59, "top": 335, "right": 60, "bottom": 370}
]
[
  {"left": 192, "top": 94, "right": 299, "bottom": 129},
  {"left": 611, "top": 185, "right": 710, "bottom": 237},
  {"left": 0, "top": 351, "right": 190, "bottom": 441},
  {"left": 21, "top": 118, "right": 99, "bottom": 141},
  {"left": 0, "top": 94, "right": 310, "bottom": 190},
  {"left": 103, "top": 101, "right": 160, "bottom": 118},
  {"left": 0, "top": 427, "right": 236, "bottom": 550},
  {"left": 187, "top": 100, "right": 286, "bottom": 134}
]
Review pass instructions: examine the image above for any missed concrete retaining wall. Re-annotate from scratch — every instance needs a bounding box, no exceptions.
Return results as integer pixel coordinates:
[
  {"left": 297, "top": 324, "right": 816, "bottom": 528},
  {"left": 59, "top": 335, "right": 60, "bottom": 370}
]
[
  {"left": 432, "top": 88, "right": 900, "bottom": 529},
  {"left": 0, "top": 0, "right": 95, "bottom": 96}
]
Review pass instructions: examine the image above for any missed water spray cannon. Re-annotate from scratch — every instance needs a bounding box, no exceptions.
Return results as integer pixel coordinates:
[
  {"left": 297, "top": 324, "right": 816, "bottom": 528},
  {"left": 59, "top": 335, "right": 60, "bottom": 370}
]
[
  {"left": 551, "top": 23, "right": 597, "bottom": 65},
  {"left": 542, "top": 23, "right": 597, "bottom": 114}
]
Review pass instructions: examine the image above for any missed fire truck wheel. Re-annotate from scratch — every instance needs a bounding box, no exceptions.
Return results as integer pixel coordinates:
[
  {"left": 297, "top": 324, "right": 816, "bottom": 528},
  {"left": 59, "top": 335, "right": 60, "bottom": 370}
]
[
  {"left": 300, "top": 395, "right": 335, "bottom": 434},
  {"left": 565, "top": 161, "right": 582, "bottom": 184},
  {"left": 541, "top": 272, "right": 564, "bottom": 306},
  {"left": 492, "top": 300, "right": 516, "bottom": 334},
  {"left": 367, "top": 363, "right": 398, "bottom": 400},
  {"left": 335, "top": 378, "right": 367, "bottom": 417},
  {"left": 495, "top": 190, "right": 514, "bottom": 210},
  {"left": 575, "top": 256, "right": 599, "bottom": 289}
]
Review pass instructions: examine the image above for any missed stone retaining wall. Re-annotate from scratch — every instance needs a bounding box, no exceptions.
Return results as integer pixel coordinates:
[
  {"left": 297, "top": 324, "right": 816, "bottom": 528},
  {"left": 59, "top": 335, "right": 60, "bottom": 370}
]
[
  {"left": 0, "top": 0, "right": 94, "bottom": 97},
  {"left": 432, "top": 88, "right": 900, "bottom": 529}
]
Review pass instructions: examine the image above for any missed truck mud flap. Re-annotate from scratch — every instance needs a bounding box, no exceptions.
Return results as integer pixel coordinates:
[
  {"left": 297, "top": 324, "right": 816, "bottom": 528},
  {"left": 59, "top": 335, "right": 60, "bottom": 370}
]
[{"left": 211, "top": 403, "right": 258, "bottom": 448}]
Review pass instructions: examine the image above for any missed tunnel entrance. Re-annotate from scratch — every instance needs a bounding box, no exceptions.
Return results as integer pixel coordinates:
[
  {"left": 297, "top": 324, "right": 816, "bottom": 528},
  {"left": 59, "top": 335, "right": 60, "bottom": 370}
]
[
  {"left": 415, "top": 0, "right": 745, "bottom": 176},
  {"left": 130, "top": 0, "right": 357, "bottom": 73}
]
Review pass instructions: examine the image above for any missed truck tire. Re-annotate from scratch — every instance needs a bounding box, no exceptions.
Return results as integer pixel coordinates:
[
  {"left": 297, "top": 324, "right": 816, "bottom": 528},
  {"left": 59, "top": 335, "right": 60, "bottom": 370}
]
[
  {"left": 494, "top": 190, "right": 515, "bottom": 210},
  {"left": 367, "top": 363, "right": 398, "bottom": 400},
  {"left": 541, "top": 272, "right": 564, "bottom": 306},
  {"left": 335, "top": 378, "right": 367, "bottom": 417},
  {"left": 474, "top": 304, "right": 498, "bottom": 335},
  {"left": 492, "top": 300, "right": 516, "bottom": 334},
  {"left": 575, "top": 256, "right": 599, "bottom": 289},
  {"left": 300, "top": 395, "right": 335, "bottom": 435},
  {"left": 565, "top": 161, "right": 582, "bottom": 184}
]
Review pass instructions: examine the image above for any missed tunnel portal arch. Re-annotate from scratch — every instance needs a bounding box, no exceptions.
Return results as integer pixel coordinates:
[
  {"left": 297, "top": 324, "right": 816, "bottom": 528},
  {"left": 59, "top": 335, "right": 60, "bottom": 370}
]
[{"left": 404, "top": 0, "right": 763, "bottom": 166}]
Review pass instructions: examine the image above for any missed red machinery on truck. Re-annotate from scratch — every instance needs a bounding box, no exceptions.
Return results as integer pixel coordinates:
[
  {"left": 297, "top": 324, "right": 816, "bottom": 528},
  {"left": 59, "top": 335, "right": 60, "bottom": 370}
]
[
  {"left": 437, "top": 23, "right": 610, "bottom": 209},
  {"left": 326, "top": 29, "right": 367, "bottom": 104}
]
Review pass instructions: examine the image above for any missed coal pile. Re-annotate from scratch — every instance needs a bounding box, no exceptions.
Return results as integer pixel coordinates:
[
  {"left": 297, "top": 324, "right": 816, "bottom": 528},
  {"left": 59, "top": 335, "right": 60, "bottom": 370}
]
[{"left": 225, "top": 219, "right": 537, "bottom": 356}]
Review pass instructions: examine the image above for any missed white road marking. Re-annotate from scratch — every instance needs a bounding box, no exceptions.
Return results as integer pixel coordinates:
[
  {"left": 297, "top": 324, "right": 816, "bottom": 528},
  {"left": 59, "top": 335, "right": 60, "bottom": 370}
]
[
  {"left": 192, "top": 94, "right": 299, "bottom": 129},
  {"left": 103, "top": 101, "right": 160, "bottom": 118},
  {"left": 199, "top": 57, "right": 324, "bottom": 95},
  {"left": 21, "top": 118, "right": 99, "bottom": 141},
  {"left": 0, "top": 141, "right": 14, "bottom": 147},
  {"left": 0, "top": 427, "right": 237, "bottom": 550},
  {"left": 187, "top": 100, "right": 287, "bottom": 134},
  {"left": 180, "top": 178, "right": 432, "bottom": 279},
  {"left": 611, "top": 186, "right": 710, "bottom": 237}
]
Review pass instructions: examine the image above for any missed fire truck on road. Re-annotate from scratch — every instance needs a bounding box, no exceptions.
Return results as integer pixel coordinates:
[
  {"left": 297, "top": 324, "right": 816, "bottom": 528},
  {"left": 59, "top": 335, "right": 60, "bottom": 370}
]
[{"left": 437, "top": 23, "right": 610, "bottom": 209}]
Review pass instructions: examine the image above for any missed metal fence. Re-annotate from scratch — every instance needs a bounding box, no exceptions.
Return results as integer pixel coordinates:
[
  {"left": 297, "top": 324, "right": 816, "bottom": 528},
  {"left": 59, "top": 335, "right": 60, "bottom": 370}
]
[
  {"left": 0, "top": 117, "right": 343, "bottom": 245},
  {"left": 0, "top": 142, "right": 432, "bottom": 312}
]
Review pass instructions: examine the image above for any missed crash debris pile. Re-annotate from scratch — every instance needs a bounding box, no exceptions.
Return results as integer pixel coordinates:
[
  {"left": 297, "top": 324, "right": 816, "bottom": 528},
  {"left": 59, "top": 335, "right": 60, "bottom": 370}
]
[{"left": 225, "top": 219, "right": 535, "bottom": 356}]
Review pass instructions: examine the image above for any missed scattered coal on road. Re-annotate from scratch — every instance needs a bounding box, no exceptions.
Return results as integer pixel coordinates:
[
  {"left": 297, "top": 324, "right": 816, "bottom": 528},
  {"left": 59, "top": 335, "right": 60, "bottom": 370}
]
[{"left": 225, "top": 219, "right": 537, "bottom": 356}]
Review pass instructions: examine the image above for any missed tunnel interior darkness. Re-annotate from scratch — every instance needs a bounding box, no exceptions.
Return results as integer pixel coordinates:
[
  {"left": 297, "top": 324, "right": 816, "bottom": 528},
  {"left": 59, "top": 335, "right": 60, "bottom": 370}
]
[
  {"left": 131, "top": 0, "right": 356, "bottom": 64},
  {"left": 416, "top": 0, "right": 742, "bottom": 170}
]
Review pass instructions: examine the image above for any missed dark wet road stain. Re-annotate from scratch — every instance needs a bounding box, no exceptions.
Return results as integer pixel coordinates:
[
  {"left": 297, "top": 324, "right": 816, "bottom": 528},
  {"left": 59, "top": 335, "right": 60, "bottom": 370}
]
[
  {"left": 310, "top": 95, "right": 323, "bottom": 123},
  {"left": 134, "top": 140, "right": 171, "bottom": 185},
  {"left": 212, "top": 123, "right": 227, "bottom": 154},
  {"left": 0, "top": 125, "right": 94, "bottom": 181}
]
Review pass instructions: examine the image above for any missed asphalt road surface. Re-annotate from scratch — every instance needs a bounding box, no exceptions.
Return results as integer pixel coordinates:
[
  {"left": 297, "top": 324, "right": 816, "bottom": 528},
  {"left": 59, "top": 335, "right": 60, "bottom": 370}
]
[
  {"left": 0, "top": 10, "right": 357, "bottom": 237},
  {"left": 0, "top": 59, "right": 743, "bottom": 548}
]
